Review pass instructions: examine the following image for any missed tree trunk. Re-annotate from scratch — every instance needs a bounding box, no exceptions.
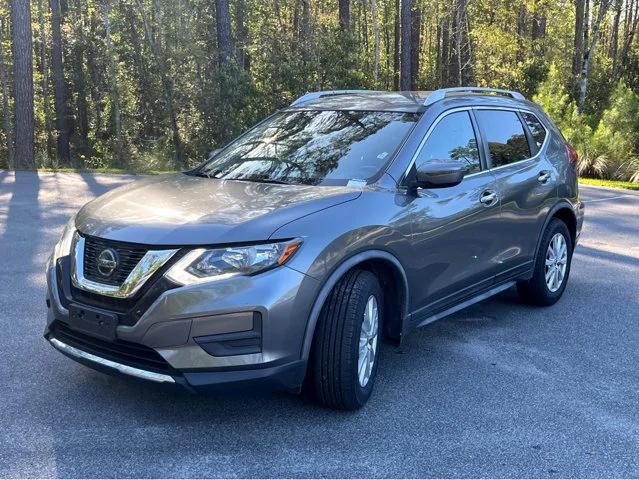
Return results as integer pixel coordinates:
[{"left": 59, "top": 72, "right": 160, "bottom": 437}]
[
  {"left": 370, "top": 0, "right": 380, "bottom": 83},
  {"left": 393, "top": 0, "right": 400, "bottom": 90},
  {"left": 573, "top": 0, "right": 585, "bottom": 75},
  {"left": 436, "top": 21, "right": 442, "bottom": 85},
  {"left": 410, "top": 5, "right": 420, "bottom": 90},
  {"left": 0, "top": 18, "right": 14, "bottom": 168},
  {"left": 300, "top": 0, "right": 311, "bottom": 64},
  {"left": 531, "top": 0, "right": 546, "bottom": 57},
  {"left": 619, "top": 0, "right": 639, "bottom": 74},
  {"left": 214, "top": 0, "right": 233, "bottom": 66},
  {"left": 72, "top": 0, "right": 89, "bottom": 154},
  {"left": 516, "top": 5, "right": 526, "bottom": 62},
  {"left": 339, "top": 0, "right": 350, "bottom": 31},
  {"left": 609, "top": 0, "right": 621, "bottom": 75},
  {"left": 103, "top": 0, "right": 124, "bottom": 164},
  {"left": 11, "top": 0, "right": 36, "bottom": 169},
  {"left": 124, "top": 3, "right": 156, "bottom": 137},
  {"left": 449, "top": 0, "right": 469, "bottom": 86},
  {"left": 584, "top": 0, "right": 590, "bottom": 50},
  {"left": 464, "top": 14, "right": 474, "bottom": 84},
  {"left": 531, "top": 0, "right": 547, "bottom": 43},
  {"left": 50, "top": 0, "right": 72, "bottom": 165},
  {"left": 384, "top": 0, "right": 391, "bottom": 89},
  {"left": 578, "top": 0, "right": 612, "bottom": 111},
  {"left": 448, "top": 8, "right": 457, "bottom": 84},
  {"left": 36, "top": 0, "right": 55, "bottom": 162},
  {"left": 361, "top": 0, "right": 369, "bottom": 51},
  {"left": 135, "top": 0, "right": 183, "bottom": 165},
  {"left": 235, "top": 0, "right": 249, "bottom": 70},
  {"left": 400, "top": 0, "right": 412, "bottom": 90},
  {"left": 86, "top": 38, "right": 103, "bottom": 139},
  {"left": 440, "top": 17, "right": 449, "bottom": 86}
]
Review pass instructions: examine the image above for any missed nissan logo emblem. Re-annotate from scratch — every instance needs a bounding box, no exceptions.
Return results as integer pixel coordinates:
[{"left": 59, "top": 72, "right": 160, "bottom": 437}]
[{"left": 97, "top": 248, "right": 119, "bottom": 277}]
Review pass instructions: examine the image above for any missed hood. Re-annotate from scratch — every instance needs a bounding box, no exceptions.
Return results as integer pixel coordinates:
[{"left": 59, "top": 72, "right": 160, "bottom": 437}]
[{"left": 75, "top": 174, "right": 361, "bottom": 245}]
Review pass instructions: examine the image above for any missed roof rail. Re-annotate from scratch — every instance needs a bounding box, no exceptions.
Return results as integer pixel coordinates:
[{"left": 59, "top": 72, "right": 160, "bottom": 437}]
[
  {"left": 423, "top": 87, "right": 525, "bottom": 106},
  {"left": 290, "top": 90, "right": 383, "bottom": 107}
]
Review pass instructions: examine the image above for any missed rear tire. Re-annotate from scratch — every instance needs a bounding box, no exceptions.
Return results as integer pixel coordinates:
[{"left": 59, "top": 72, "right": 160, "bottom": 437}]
[
  {"left": 310, "top": 269, "right": 383, "bottom": 410},
  {"left": 517, "top": 218, "right": 573, "bottom": 306}
]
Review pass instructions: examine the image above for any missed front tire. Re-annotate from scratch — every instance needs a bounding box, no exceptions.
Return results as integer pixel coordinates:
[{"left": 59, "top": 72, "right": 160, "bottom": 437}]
[
  {"left": 517, "top": 218, "right": 573, "bottom": 306},
  {"left": 310, "top": 269, "right": 383, "bottom": 410}
]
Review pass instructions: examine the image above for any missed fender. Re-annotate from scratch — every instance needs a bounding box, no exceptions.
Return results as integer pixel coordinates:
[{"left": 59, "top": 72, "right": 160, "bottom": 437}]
[
  {"left": 532, "top": 200, "right": 578, "bottom": 264},
  {"left": 300, "top": 249, "right": 411, "bottom": 361}
]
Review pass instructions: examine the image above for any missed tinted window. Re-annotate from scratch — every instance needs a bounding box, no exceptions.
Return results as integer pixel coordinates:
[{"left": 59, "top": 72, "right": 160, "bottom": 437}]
[
  {"left": 476, "top": 110, "right": 531, "bottom": 167},
  {"left": 196, "top": 110, "right": 420, "bottom": 186},
  {"left": 418, "top": 111, "right": 480, "bottom": 174},
  {"left": 521, "top": 112, "right": 547, "bottom": 149}
]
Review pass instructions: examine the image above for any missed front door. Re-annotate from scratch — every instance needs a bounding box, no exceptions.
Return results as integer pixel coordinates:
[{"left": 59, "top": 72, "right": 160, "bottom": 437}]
[{"left": 406, "top": 109, "right": 502, "bottom": 325}]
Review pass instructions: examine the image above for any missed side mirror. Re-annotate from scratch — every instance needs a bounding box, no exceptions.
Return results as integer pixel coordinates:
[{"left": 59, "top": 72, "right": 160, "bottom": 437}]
[{"left": 410, "top": 161, "right": 468, "bottom": 189}]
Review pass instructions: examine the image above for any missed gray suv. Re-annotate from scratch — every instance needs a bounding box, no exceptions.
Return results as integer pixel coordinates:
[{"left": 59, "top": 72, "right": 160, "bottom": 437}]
[{"left": 45, "top": 88, "right": 585, "bottom": 410}]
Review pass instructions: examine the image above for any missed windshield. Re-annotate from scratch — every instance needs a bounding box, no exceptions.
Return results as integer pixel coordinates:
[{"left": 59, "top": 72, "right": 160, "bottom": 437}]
[{"left": 195, "top": 110, "right": 420, "bottom": 186}]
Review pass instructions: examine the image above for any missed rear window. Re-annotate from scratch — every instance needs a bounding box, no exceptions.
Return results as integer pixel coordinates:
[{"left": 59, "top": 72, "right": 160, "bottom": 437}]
[
  {"left": 521, "top": 112, "right": 547, "bottom": 149},
  {"left": 476, "top": 110, "right": 531, "bottom": 167}
]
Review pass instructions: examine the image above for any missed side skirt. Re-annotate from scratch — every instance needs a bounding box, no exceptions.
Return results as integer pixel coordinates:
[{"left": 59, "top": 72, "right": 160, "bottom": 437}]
[{"left": 416, "top": 281, "right": 516, "bottom": 329}]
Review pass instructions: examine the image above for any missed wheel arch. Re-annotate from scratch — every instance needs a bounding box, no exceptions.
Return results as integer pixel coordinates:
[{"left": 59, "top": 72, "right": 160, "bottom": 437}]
[
  {"left": 300, "top": 250, "right": 410, "bottom": 361},
  {"left": 534, "top": 201, "right": 578, "bottom": 261}
]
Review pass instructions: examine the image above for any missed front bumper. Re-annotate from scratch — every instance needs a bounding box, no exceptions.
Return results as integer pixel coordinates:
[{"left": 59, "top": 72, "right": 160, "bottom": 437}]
[
  {"left": 45, "top": 254, "right": 318, "bottom": 392},
  {"left": 48, "top": 335, "right": 307, "bottom": 392}
]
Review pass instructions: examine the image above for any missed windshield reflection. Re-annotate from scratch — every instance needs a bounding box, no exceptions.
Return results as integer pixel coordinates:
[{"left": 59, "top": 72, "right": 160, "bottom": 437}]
[{"left": 195, "top": 110, "right": 420, "bottom": 186}]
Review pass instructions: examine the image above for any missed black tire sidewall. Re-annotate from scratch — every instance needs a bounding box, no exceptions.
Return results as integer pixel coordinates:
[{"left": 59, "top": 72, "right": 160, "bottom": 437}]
[
  {"left": 349, "top": 275, "right": 383, "bottom": 406},
  {"left": 310, "top": 269, "right": 385, "bottom": 410}
]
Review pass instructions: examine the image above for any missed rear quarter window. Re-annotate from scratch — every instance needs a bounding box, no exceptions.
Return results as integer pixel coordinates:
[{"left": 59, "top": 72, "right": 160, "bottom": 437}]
[{"left": 521, "top": 112, "right": 547, "bottom": 150}]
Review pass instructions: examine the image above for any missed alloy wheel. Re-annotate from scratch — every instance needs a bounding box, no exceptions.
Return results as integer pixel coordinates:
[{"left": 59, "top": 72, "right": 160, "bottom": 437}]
[
  {"left": 545, "top": 233, "right": 568, "bottom": 292},
  {"left": 358, "top": 295, "right": 379, "bottom": 387}
]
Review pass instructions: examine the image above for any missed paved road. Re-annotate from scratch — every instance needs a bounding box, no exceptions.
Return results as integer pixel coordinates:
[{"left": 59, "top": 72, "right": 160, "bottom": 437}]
[{"left": 1, "top": 171, "right": 638, "bottom": 478}]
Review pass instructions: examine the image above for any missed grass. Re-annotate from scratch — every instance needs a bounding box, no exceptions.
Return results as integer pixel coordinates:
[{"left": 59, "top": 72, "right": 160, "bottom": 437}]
[{"left": 579, "top": 177, "right": 639, "bottom": 191}]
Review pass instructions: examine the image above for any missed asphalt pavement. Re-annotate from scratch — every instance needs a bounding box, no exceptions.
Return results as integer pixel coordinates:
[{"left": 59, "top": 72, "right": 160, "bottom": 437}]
[{"left": 0, "top": 171, "right": 638, "bottom": 478}]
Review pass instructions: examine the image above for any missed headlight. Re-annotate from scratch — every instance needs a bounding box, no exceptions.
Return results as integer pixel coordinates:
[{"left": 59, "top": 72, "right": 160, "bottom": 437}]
[
  {"left": 51, "top": 215, "right": 77, "bottom": 263},
  {"left": 165, "top": 239, "right": 303, "bottom": 285}
]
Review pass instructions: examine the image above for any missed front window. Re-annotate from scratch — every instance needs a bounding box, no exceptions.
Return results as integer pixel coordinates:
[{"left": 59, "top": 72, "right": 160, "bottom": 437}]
[
  {"left": 417, "top": 111, "right": 480, "bottom": 174},
  {"left": 194, "top": 110, "right": 420, "bottom": 186}
]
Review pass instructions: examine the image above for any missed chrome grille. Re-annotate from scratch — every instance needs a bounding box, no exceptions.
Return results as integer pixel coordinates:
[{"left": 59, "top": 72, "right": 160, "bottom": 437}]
[{"left": 83, "top": 237, "right": 147, "bottom": 286}]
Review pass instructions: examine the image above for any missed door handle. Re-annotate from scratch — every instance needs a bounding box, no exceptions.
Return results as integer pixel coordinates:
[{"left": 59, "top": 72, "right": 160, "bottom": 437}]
[
  {"left": 538, "top": 171, "right": 551, "bottom": 183},
  {"left": 480, "top": 190, "right": 498, "bottom": 206}
]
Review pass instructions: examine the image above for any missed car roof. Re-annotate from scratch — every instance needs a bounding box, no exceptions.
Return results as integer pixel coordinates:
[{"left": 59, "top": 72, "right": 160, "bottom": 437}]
[
  {"left": 287, "top": 91, "right": 430, "bottom": 113},
  {"left": 285, "top": 88, "right": 533, "bottom": 113}
]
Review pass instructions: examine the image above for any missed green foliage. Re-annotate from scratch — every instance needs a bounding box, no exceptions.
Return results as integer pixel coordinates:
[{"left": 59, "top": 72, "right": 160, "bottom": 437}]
[
  {"left": 592, "top": 82, "right": 639, "bottom": 182},
  {"left": 0, "top": 0, "right": 638, "bottom": 180},
  {"left": 535, "top": 67, "right": 639, "bottom": 182}
]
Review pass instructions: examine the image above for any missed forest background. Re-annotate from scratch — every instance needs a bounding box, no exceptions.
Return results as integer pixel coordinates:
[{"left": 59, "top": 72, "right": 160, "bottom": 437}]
[{"left": 2, "top": 0, "right": 639, "bottom": 182}]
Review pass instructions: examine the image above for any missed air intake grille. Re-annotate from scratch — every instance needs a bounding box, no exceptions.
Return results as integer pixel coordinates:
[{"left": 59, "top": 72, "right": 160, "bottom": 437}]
[
  {"left": 83, "top": 236, "right": 147, "bottom": 286},
  {"left": 50, "top": 321, "right": 174, "bottom": 374}
]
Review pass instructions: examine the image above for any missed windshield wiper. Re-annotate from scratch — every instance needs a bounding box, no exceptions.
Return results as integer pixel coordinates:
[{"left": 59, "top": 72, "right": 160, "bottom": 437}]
[
  {"left": 235, "top": 177, "right": 292, "bottom": 185},
  {"left": 191, "top": 172, "right": 293, "bottom": 185}
]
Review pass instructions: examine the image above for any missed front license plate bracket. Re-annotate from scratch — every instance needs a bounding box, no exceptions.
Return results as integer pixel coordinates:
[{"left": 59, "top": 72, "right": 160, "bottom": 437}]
[{"left": 67, "top": 304, "right": 118, "bottom": 341}]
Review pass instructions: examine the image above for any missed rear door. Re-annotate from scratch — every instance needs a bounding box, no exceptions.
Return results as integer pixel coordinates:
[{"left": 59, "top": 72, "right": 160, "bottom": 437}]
[
  {"left": 406, "top": 109, "right": 503, "bottom": 324},
  {"left": 474, "top": 108, "right": 557, "bottom": 282}
]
